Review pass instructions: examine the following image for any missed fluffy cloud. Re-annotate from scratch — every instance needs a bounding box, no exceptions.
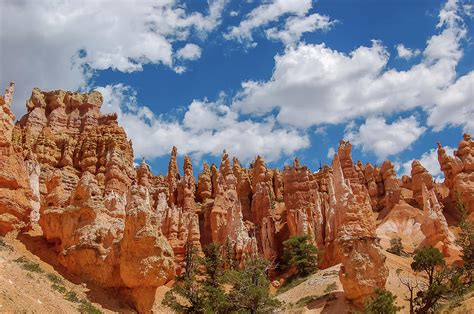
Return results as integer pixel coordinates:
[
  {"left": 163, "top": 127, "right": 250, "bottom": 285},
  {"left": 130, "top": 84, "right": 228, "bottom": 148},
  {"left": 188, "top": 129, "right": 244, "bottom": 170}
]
[
  {"left": 224, "top": 0, "right": 332, "bottom": 45},
  {"left": 427, "top": 71, "right": 474, "bottom": 133},
  {"left": 401, "top": 146, "right": 455, "bottom": 180},
  {"left": 176, "top": 44, "right": 202, "bottom": 60},
  {"left": 266, "top": 13, "right": 335, "bottom": 45},
  {"left": 396, "top": 44, "right": 421, "bottom": 59},
  {"left": 0, "top": 0, "right": 226, "bottom": 116},
  {"left": 327, "top": 147, "right": 335, "bottom": 159},
  {"left": 345, "top": 116, "right": 426, "bottom": 161},
  {"left": 97, "top": 84, "right": 309, "bottom": 162},
  {"left": 232, "top": 0, "right": 469, "bottom": 136}
]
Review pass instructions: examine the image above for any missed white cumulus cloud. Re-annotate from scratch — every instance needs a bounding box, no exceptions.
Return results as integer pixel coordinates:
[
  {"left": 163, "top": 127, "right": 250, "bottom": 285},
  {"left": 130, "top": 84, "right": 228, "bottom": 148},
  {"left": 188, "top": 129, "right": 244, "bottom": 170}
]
[
  {"left": 97, "top": 84, "right": 310, "bottom": 163},
  {"left": 345, "top": 116, "right": 426, "bottom": 161},
  {"left": 0, "top": 0, "right": 227, "bottom": 117},
  {"left": 396, "top": 44, "right": 421, "bottom": 59},
  {"left": 232, "top": 0, "right": 471, "bottom": 141},
  {"left": 176, "top": 44, "right": 202, "bottom": 60},
  {"left": 224, "top": 0, "right": 333, "bottom": 46},
  {"left": 266, "top": 13, "right": 335, "bottom": 46}
]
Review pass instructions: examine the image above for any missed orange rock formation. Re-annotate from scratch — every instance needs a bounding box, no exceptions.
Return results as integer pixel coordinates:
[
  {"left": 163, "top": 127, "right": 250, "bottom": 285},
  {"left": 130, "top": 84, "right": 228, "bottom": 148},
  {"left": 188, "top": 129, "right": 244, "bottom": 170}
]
[{"left": 1, "top": 84, "right": 472, "bottom": 310}]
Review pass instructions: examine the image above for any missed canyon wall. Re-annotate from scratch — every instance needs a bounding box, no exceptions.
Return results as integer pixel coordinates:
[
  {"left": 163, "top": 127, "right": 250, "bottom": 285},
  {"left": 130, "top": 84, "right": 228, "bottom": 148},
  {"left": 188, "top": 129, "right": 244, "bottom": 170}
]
[{"left": 1, "top": 84, "right": 473, "bottom": 310}]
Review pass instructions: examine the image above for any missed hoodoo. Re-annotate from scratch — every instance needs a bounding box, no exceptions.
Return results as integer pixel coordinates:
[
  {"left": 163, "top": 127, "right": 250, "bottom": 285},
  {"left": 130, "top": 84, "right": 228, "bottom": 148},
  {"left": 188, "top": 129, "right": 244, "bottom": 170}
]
[{"left": 1, "top": 84, "right": 472, "bottom": 311}]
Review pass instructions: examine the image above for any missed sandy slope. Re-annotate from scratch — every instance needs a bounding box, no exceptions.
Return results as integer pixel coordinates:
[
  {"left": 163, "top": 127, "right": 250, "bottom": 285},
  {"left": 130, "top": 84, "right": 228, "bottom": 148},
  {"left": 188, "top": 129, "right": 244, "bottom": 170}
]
[
  {"left": 0, "top": 226, "right": 136, "bottom": 313},
  {"left": 276, "top": 250, "right": 474, "bottom": 313}
]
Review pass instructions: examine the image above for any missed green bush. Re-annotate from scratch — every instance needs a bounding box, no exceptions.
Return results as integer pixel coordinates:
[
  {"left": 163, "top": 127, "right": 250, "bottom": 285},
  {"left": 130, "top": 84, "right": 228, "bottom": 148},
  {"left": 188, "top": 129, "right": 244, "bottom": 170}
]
[
  {"left": 79, "top": 299, "right": 102, "bottom": 314},
  {"left": 65, "top": 291, "right": 80, "bottom": 303},
  {"left": 387, "top": 237, "right": 405, "bottom": 256},
  {"left": 51, "top": 283, "right": 67, "bottom": 294},
  {"left": 14, "top": 256, "right": 44, "bottom": 273},
  {"left": 364, "top": 288, "right": 403, "bottom": 314},
  {"left": 295, "top": 295, "right": 318, "bottom": 307},
  {"left": 281, "top": 235, "right": 318, "bottom": 276},
  {"left": 324, "top": 282, "right": 337, "bottom": 294},
  {"left": 47, "top": 273, "right": 63, "bottom": 284}
]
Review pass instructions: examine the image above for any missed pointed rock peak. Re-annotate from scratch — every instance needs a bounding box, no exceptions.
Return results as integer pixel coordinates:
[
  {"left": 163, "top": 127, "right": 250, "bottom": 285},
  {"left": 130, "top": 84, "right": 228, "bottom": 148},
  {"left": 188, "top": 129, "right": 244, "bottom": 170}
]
[
  {"left": 293, "top": 157, "right": 300, "bottom": 168},
  {"left": 0, "top": 82, "right": 16, "bottom": 145},
  {"left": 464, "top": 133, "right": 471, "bottom": 141},
  {"left": 0, "top": 82, "right": 15, "bottom": 109},
  {"left": 338, "top": 140, "right": 353, "bottom": 158},
  {"left": 411, "top": 160, "right": 427, "bottom": 175},
  {"left": 137, "top": 158, "right": 151, "bottom": 186},
  {"left": 233, "top": 157, "right": 242, "bottom": 177},
  {"left": 219, "top": 150, "right": 232, "bottom": 175},
  {"left": 380, "top": 160, "right": 394, "bottom": 173},
  {"left": 233, "top": 157, "right": 241, "bottom": 168},
  {"left": 254, "top": 155, "right": 267, "bottom": 170},
  {"left": 167, "top": 146, "right": 179, "bottom": 179},
  {"left": 183, "top": 155, "right": 193, "bottom": 177},
  {"left": 331, "top": 153, "right": 346, "bottom": 184},
  {"left": 202, "top": 162, "right": 210, "bottom": 173}
]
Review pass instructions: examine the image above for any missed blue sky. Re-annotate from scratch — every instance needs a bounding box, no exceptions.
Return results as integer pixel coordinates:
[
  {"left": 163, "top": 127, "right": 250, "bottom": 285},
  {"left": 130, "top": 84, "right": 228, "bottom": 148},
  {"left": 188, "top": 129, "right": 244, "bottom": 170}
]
[{"left": 1, "top": 0, "right": 473, "bottom": 178}]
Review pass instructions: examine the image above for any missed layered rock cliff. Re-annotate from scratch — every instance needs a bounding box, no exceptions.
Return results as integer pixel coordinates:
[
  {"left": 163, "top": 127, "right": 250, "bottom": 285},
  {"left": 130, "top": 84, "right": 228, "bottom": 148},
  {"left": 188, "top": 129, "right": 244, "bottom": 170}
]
[{"left": 1, "top": 84, "right": 472, "bottom": 310}]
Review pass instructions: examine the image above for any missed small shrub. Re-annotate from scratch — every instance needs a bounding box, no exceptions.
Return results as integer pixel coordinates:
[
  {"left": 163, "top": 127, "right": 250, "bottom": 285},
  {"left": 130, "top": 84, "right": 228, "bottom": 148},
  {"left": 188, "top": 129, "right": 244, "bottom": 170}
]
[
  {"left": 295, "top": 295, "right": 318, "bottom": 307},
  {"left": 65, "top": 291, "right": 80, "bottom": 303},
  {"left": 47, "top": 273, "right": 63, "bottom": 284},
  {"left": 387, "top": 237, "right": 404, "bottom": 256},
  {"left": 51, "top": 283, "right": 67, "bottom": 294},
  {"left": 364, "top": 288, "right": 403, "bottom": 314},
  {"left": 14, "top": 256, "right": 27, "bottom": 263},
  {"left": 79, "top": 299, "right": 102, "bottom": 314},
  {"left": 324, "top": 282, "right": 337, "bottom": 294},
  {"left": 14, "top": 256, "right": 44, "bottom": 273},
  {"left": 0, "top": 237, "right": 12, "bottom": 251}
]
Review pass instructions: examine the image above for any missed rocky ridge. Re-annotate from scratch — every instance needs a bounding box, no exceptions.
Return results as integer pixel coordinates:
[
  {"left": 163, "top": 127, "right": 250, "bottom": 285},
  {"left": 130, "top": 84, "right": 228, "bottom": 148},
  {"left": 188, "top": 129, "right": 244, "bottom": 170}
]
[{"left": 1, "top": 84, "right": 473, "bottom": 311}]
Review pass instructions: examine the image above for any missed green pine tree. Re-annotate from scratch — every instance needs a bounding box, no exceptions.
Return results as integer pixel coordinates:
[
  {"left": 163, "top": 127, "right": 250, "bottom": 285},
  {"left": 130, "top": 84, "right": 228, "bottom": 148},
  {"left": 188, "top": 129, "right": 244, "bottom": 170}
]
[
  {"left": 201, "top": 243, "right": 232, "bottom": 313},
  {"left": 364, "top": 288, "right": 403, "bottom": 314},
  {"left": 162, "top": 243, "right": 205, "bottom": 313},
  {"left": 281, "top": 235, "right": 318, "bottom": 276},
  {"left": 227, "top": 256, "right": 281, "bottom": 313}
]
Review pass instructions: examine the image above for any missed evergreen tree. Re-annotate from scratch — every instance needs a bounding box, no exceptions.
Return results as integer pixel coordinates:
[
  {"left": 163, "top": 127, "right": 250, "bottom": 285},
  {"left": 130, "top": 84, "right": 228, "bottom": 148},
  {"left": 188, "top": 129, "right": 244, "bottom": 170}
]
[
  {"left": 364, "top": 288, "right": 403, "bottom": 314},
  {"left": 227, "top": 256, "right": 281, "bottom": 313},
  {"left": 281, "top": 235, "right": 318, "bottom": 276},
  {"left": 201, "top": 243, "right": 231, "bottom": 313},
  {"left": 162, "top": 243, "right": 205, "bottom": 313},
  {"left": 411, "top": 245, "right": 445, "bottom": 286},
  {"left": 410, "top": 246, "right": 449, "bottom": 313},
  {"left": 387, "top": 237, "right": 405, "bottom": 256}
]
